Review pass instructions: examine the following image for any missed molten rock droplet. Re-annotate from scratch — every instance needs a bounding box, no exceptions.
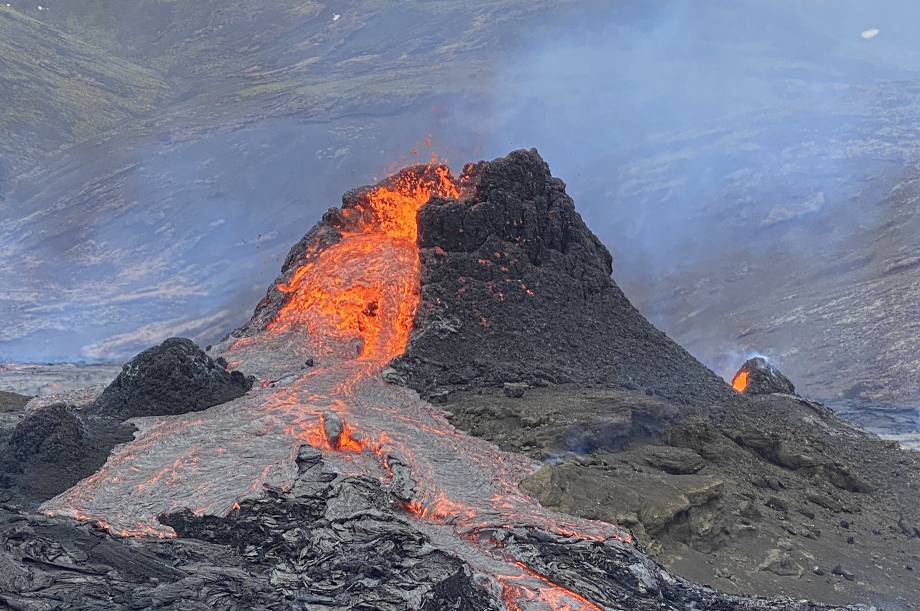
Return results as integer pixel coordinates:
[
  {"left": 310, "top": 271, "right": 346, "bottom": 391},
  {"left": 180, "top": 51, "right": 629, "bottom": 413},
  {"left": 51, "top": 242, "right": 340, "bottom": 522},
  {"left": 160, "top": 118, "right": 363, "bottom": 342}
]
[
  {"left": 348, "top": 337, "right": 365, "bottom": 359},
  {"left": 322, "top": 411, "right": 345, "bottom": 449}
]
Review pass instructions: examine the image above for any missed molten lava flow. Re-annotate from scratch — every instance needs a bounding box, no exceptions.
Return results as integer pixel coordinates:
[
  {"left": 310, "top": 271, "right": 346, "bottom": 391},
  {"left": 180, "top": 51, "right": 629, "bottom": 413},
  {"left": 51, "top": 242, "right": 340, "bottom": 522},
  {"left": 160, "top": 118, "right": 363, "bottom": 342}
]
[
  {"left": 272, "top": 162, "right": 458, "bottom": 362},
  {"left": 732, "top": 370, "right": 749, "bottom": 392},
  {"left": 499, "top": 562, "right": 605, "bottom": 611},
  {"left": 40, "top": 162, "right": 627, "bottom": 610}
]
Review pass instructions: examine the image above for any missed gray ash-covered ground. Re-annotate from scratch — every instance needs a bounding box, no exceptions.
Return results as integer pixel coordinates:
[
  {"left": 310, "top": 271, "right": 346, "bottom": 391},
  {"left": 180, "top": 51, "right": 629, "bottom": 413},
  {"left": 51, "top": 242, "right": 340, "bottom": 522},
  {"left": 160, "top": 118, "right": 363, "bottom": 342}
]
[
  {"left": 446, "top": 386, "right": 920, "bottom": 608},
  {"left": 0, "top": 338, "right": 253, "bottom": 507}
]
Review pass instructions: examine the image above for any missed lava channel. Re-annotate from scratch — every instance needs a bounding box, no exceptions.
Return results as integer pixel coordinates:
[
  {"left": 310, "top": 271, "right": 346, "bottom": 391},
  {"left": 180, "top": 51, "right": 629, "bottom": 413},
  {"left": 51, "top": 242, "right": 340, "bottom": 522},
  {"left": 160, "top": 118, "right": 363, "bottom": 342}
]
[{"left": 40, "top": 161, "right": 631, "bottom": 610}]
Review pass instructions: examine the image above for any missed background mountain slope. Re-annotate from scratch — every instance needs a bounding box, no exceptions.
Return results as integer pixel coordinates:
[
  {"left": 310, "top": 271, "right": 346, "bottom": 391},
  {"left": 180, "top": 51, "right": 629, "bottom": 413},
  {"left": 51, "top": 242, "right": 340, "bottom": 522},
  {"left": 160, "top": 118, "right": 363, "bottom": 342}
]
[
  {"left": 0, "top": 0, "right": 586, "bottom": 361},
  {"left": 0, "top": 5, "right": 167, "bottom": 184},
  {"left": 585, "top": 81, "right": 920, "bottom": 408}
]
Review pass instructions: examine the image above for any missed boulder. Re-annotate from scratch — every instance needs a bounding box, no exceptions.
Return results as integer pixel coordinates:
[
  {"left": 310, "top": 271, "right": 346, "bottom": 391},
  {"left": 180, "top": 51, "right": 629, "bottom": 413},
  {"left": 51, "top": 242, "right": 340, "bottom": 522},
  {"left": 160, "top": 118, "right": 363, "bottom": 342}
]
[
  {"left": 1, "top": 338, "right": 255, "bottom": 506},
  {"left": 7, "top": 403, "right": 84, "bottom": 463},
  {"left": 0, "top": 391, "right": 31, "bottom": 413},
  {"left": 641, "top": 446, "right": 706, "bottom": 475},
  {"left": 90, "top": 337, "right": 254, "bottom": 420}
]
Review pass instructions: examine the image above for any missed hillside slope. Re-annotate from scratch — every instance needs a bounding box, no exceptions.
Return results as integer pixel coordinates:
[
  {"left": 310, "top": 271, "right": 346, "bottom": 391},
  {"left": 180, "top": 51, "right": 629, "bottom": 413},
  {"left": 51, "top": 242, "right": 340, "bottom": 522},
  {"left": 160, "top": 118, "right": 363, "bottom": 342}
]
[
  {"left": 0, "top": 0, "right": 591, "bottom": 363},
  {"left": 0, "top": 5, "right": 167, "bottom": 183}
]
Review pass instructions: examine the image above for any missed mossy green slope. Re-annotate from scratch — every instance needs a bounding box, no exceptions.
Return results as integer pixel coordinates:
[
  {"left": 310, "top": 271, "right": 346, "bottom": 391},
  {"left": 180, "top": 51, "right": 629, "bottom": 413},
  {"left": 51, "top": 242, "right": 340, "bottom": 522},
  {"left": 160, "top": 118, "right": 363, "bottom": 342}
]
[
  {"left": 22, "top": 0, "right": 584, "bottom": 119},
  {"left": 0, "top": 5, "right": 168, "bottom": 178},
  {"left": 2, "top": 0, "right": 584, "bottom": 187}
]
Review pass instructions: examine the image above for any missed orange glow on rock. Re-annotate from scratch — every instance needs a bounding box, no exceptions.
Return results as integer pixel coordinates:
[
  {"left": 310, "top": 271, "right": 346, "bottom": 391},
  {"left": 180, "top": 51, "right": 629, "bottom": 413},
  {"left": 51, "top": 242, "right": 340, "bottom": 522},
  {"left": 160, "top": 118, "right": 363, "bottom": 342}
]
[
  {"left": 732, "top": 370, "right": 748, "bottom": 392},
  {"left": 337, "top": 423, "right": 365, "bottom": 452},
  {"left": 500, "top": 562, "right": 605, "bottom": 611},
  {"left": 286, "top": 419, "right": 365, "bottom": 453},
  {"left": 360, "top": 164, "right": 457, "bottom": 242}
]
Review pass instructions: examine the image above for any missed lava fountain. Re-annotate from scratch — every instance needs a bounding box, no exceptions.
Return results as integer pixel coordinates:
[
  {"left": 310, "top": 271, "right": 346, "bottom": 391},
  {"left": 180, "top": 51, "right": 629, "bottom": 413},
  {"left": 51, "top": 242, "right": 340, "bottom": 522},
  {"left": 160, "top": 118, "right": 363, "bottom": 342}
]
[{"left": 40, "top": 162, "right": 632, "bottom": 610}]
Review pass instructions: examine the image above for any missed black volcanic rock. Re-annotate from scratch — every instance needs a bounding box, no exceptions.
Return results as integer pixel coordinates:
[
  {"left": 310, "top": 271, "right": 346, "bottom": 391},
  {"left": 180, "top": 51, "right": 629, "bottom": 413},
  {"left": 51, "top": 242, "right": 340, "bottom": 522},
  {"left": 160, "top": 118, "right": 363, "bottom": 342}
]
[
  {"left": 89, "top": 337, "right": 254, "bottom": 420},
  {"left": 7, "top": 402, "right": 85, "bottom": 463},
  {"left": 0, "top": 444, "right": 874, "bottom": 611},
  {"left": 736, "top": 357, "right": 796, "bottom": 395},
  {"left": 0, "top": 400, "right": 133, "bottom": 502},
  {"left": 0, "top": 390, "right": 30, "bottom": 413},
  {"left": 391, "top": 149, "right": 731, "bottom": 406}
]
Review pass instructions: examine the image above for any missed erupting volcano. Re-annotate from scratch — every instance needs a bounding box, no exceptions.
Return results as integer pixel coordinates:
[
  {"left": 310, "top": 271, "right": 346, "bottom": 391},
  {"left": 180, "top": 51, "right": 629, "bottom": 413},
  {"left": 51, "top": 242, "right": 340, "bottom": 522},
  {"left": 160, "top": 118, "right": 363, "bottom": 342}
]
[
  {"left": 37, "top": 157, "right": 637, "bottom": 610},
  {"left": 6, "top": 150, "right": 883, "bottom": 611}
]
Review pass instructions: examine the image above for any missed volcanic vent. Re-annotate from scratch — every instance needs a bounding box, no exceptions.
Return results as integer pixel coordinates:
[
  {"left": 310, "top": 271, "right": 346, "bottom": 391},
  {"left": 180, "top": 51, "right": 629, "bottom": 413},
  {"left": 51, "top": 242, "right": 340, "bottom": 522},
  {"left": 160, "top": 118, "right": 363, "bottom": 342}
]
[
  {"left": 230, "top": 149, "right": 731, "bottom": 406},
  {"left": 19, "top": 150, "right": 836, "bottom": 611}
]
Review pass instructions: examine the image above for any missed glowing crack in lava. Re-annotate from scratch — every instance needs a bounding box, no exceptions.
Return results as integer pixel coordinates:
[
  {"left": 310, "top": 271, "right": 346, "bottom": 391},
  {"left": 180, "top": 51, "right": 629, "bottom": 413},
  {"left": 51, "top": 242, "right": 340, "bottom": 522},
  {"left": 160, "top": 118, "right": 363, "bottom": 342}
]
[
  {"left": 41, "top": 162, "right": 628, "bottom": 610},
  {"left": 732, "top": 370, "right": 749, "bottom": 393}
]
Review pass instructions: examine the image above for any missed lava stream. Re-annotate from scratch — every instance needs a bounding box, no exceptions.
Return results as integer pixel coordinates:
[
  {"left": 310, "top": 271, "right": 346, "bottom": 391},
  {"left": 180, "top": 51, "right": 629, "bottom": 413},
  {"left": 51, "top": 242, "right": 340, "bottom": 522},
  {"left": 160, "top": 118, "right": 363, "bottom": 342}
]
[{"left": 40, "top": 163, "right": 627, "bottom": 610}]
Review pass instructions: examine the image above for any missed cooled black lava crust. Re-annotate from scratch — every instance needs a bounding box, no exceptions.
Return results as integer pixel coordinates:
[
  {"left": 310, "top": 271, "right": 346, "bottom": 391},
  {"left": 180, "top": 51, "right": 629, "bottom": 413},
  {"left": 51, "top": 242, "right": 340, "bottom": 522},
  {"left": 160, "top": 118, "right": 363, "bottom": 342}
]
[{"left": 391, "top": 149, "right": 732, "bottom": 407}]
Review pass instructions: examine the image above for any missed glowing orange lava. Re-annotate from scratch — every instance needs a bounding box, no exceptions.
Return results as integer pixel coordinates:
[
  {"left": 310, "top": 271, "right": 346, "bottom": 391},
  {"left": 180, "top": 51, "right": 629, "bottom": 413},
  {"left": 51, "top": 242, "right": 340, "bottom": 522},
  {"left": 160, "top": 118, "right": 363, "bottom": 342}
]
[
  {"left": 273, "top": 163, "right": 458, "bottom": 362},
  {"left": 732, "top": 370, "right": 748, "bottom": 392}
]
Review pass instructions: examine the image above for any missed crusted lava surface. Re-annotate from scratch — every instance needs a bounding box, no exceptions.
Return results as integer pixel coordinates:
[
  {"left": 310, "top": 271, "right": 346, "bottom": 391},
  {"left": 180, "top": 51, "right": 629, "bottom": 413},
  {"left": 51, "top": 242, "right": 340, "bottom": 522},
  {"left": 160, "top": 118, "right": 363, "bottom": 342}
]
[
  {"left": 0, "top": 446, "right": 871, "bottom": 611},
  {"left": 0, "top": 338, "right": 253, "bottom": 506}
]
